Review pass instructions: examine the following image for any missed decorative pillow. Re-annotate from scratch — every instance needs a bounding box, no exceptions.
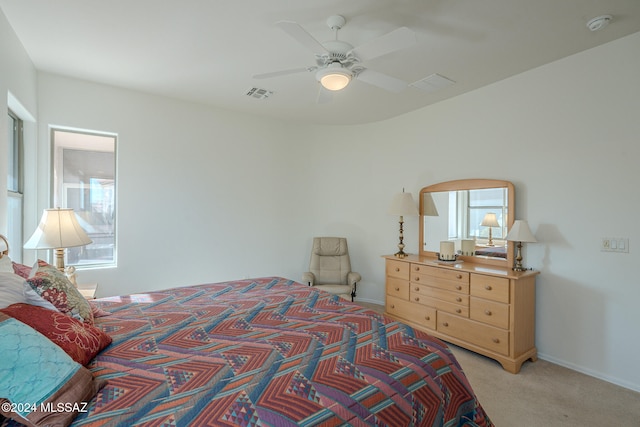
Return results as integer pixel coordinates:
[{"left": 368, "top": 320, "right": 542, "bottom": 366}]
[
  {"left": 26, "top": 261, "right": 93, "bottom": 324},
  {"left": 12, "top": 261, "right": 32, "bottom": 279},
  {"left": 1, "top": 303, "right": 112, "bottom": 365},
  {"left": 89, "top": 301, "right": 113, "bottom": 318},
  {"left": 0, "top": 312, "right": 105, "bottom": 427}
]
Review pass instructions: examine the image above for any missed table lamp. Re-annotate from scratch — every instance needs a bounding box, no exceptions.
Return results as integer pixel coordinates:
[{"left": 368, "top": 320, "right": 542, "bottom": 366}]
[
  {"left": 388, "top": 189, "right": 418, "bottom": 258},
  {"left": 481, "top": 213, "right": 500, "bottom": 246},
  {"left": 24, "top": 208, "right": 92, "bottom": 271},
  {"left": 506, "top": 220, "right": 537, "bottom": 271}
]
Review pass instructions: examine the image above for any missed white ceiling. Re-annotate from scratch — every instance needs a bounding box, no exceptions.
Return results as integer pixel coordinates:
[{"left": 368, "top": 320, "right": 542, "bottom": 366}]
[{"left": 2, "top": 0, "right": 639, "bottom": 125}]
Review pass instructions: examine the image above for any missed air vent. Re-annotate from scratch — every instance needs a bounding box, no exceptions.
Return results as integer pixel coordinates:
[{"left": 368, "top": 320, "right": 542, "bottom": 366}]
[
  {"left": 410, "top": 74, "right": 456, "bottom": 93},
  {"left": 246, "top": 87, "right": 274, "bottom": 100}
]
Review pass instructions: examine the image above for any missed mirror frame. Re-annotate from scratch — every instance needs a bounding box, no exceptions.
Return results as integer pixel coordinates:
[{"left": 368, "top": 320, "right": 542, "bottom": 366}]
[{"left": 419, "top": 179, "right": 515, "bottom": 268}]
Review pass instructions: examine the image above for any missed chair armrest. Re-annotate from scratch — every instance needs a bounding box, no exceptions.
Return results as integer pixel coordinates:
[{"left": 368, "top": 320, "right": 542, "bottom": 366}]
[
  {"left": 348, "top": 272, "right": 361, "bottom": 284},
  {"left": 302, "top": 272, "right": 315, "bottom": 286}
]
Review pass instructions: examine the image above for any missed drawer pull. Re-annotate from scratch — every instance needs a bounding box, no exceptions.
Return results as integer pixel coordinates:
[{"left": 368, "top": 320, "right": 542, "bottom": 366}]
[
  {"left": 414, "top": 297, "right": 420, "bottom": 302},
  {"left": 455, "top": 309, "right": 462, "bottom": 314},
  {"left": 415, "top": 276, "right": 420, "bottom": 281},
  {"left": 456, "top": 297, "right": 462, "bottom": 302},
  {"left": 492, "top": 338, "right": 500, "bottom": 343},
  {"left": 485, "top": 285, "right": 493, "bottom": 291},
  {"left": 414, "top": 286, "right": 420, "bottom": 291},
  {"left": 395, "top": 267, "right": 400, "bottom": 272},
  {"left": 394, "top": 287, "right": 400, "bottom": 291},
  {"left": 484, "top": 310, "right": 492, "bottom": 316},
  {"left": 442, "top": 322, "right": 449, "bottom": 327},
  {"left": 456, "top": 274, "right": 463, "bottom": 279},
  {"left": 414, "top": 266, "right": 420, "bottom": 271},
  {"left": 456, "top": 285, "right": 462, "bottom": 291},
  {"left": 390, "top": 304, "right": 395, "bottom": 309},
  {"left": 425, "top": 316, "right": 430, "bottom": 321}
]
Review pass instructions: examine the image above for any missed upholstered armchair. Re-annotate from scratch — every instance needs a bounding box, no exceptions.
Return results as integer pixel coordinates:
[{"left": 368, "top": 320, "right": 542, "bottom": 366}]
[{"left": 302, "top": 237, "right": 361, "bottom": 301}]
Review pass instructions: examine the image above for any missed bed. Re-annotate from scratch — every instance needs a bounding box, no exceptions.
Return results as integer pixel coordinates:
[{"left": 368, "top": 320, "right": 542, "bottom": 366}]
[{"left": 1, "top": 272, "right": 492, "bottom": 426}]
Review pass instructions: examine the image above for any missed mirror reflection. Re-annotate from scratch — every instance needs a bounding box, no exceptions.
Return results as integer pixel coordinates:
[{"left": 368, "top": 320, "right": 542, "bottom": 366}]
[{"left": 420, "top": 179, "right": 514, "bottom": 265}]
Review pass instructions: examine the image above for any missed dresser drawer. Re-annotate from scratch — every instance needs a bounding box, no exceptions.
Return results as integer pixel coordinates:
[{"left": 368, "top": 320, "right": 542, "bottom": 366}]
[
  {"left": 438, "top": 312, "right": 509, "bottom": 355},
  {"left": 411, "top": 273, "right": 470, "bottom": 294},
  {"left": 386, "top": 295, "right": 436, "bottom": 330},
  {"left": 411, "top": 264, "right": 469, "bottom": 283},
  {"left": 412, "top": 284, "right": 469, "bottom": 306},
  {"left": 411, "top": 293, "right": 469, "bottom": 317},
  {"left": 470, "top": 297, "right": 509, "bottom": 329},
  {"left": 386, "top": 260, "right": 410, "bottom": 280},
  {"left": 470, "top": 274, "right": 510, "bottom": 303},
  {"left": 386, "top": 277, "right": 409, "bottom": 300}
]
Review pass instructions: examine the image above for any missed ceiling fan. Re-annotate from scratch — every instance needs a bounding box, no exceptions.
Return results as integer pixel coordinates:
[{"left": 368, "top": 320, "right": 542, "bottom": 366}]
[{"left": 253, "top": 15, "right": 416, "bottom": 101}]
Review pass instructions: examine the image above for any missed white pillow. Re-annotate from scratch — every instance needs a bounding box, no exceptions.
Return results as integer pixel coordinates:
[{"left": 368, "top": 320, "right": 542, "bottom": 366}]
[
  {"left": 0, "top": 272, "right": 27, "bottom": 308},
  {"left": 0, "top": 255, "right": 13, "bottom": 273}
]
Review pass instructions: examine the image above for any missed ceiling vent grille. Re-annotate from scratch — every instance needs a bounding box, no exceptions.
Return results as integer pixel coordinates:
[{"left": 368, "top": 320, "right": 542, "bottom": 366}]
[
  {"left": 246, "top": 87, "right": 274, "bottom": 100},
  {"left": 410, "top": 74, "right": 456, "bottom": 93}
]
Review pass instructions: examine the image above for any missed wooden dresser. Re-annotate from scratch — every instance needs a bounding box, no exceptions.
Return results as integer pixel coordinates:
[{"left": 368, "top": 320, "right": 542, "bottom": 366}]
[{"left": 384, "top": 254, "right": 538, "bottom": 373}]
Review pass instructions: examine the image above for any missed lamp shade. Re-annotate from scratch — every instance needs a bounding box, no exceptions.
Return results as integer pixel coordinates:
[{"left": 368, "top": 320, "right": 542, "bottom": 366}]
[
  {"left": 481, "top": 213, "right": 500, "bottom": 227},
  {"left": 388, "top": 192, "right": 418, "bottom": 216},
  {"left": 24, "top": 208, "right": 92, "bottom": 249},
  {"left": 423, "top": 193, "right": 439, "bottom": 216},
  {"left": 506, "top": 220, "right": 537, "bottom": 243}
]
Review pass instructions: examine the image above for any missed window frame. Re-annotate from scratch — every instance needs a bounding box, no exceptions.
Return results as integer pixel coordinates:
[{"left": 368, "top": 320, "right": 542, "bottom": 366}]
[
  {"left": 7, "top": 109, "right": 24, "bottom": 262},
  {"left": 50, "top": 127, "right": 118, "bottom": 269}
]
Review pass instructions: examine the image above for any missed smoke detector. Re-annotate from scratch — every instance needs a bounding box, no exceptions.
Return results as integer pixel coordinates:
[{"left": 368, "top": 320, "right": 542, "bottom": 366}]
[{"left": 587, "top": 15, "right": 612, "bottom": 32}]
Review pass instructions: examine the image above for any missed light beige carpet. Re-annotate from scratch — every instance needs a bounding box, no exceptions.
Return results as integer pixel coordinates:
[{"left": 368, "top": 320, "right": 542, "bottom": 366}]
[{"left": 357, "top": 302, "right": 640, "bottom": 426}]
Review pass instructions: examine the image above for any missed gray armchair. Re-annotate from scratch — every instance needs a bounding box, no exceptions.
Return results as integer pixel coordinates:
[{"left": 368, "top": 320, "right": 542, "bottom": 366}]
[{"left": 302, "top": 237, "right": 361, "bottom": 301}]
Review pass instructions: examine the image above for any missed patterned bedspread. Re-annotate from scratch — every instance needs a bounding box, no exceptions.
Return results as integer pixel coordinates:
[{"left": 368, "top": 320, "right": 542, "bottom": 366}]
[{"left": 8, "top": 277, "right": 493, "bottom": 426}]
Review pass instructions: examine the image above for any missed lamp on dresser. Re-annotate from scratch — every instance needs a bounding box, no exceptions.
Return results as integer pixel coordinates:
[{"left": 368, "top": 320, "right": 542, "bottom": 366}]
[
  {"left": 481, "top": 212, "right": 500, "bottom": 246},
  {"left": 506, "top": 219, "right": 537, "bottom": 271},
  {"left": 24, "top": 208, "right": 92, "bottom": 273},
  {"left": 388, "top": 189, "right": 418, "bottom": 258}
]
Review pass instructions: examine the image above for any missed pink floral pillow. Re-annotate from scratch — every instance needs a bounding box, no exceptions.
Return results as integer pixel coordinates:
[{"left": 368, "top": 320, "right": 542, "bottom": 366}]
[
  {"left": 0, "top": 303, "right": 112, "bottom": 365},
  {"left": 12, "top": 261, "right": 32, "bottom": 279},
  {"left": 26, "top": 260, "right": 93, "bottom": 324}
]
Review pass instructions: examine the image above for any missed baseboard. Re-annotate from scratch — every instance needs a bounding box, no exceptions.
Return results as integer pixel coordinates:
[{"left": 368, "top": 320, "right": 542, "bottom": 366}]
[
  {"left": 354, "top": 297, "right": 385, "bottom": 306},
  {"left": 538, "top": 352, "right": 640, "bottom": 393}
]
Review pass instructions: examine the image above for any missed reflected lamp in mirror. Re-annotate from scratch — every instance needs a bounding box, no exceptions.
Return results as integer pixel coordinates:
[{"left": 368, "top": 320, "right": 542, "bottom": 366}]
[
  {"left": 388, "top": 190, "right": 418, "bottom": 258},
  {"left": 481, "top": 213, "right": 500, "bottom": 246},
  {"left": 24, "top": 208, "right": 93, "bottom": 273},
  {"left": 506, "top": 220, "right": 537, "bottom": 271}
]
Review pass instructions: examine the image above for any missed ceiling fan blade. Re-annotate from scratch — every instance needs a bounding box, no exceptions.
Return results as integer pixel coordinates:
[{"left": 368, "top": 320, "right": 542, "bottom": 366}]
[
  {"left": 356, "top": 69, "right": 408, "bottom": 93},
  {"left": 316, "top": 86, "right": 333, "bottom": 104},
  {"left": 276, "top": 20, "right": 329, "bottom": 54},
  {"left": 350, "top": 27, "right": 416, "bottom": 62},
  {"left": 253, "top": 67, "right": 312, "bottom": 79}
]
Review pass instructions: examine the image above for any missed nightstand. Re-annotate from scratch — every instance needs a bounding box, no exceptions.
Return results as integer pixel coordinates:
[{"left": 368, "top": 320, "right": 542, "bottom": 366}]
[{"left": 77, "top": 283, "right": 98, "bottom": 300}]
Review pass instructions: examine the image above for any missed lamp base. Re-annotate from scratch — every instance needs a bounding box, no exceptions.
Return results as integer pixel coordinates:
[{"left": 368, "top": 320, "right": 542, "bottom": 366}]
[
  {"left": 394, "top": 250, "right": 408, "bottom": 258},
  {"left": 54, "top": 247, "right": 66, "bottom": 272}
]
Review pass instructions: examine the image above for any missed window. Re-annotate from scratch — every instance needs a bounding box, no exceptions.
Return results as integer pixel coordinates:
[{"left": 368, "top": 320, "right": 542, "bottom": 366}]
[
  {"left": 52, "top": 128, "right": 117, "bottom": 268},
  {"left": 467, "top": 188, "right": 508, "bottom": 240},
  {"left": 7, "top": 110, "right": 23, "bottom": 262},
  {"left": 445, "top": 188, "right": 509, "bottom": 242}
]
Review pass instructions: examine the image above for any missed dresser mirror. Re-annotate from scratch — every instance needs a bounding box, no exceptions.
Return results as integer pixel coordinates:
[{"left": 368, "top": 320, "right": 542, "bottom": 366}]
[{"left": 419, "top": 179, "right": 515, "bottom": 267}]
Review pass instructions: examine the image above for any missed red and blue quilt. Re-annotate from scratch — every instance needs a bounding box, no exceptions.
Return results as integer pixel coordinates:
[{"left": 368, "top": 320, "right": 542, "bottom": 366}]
[{"left": 8, "top": 277, "right": 493, "bottom": 426}]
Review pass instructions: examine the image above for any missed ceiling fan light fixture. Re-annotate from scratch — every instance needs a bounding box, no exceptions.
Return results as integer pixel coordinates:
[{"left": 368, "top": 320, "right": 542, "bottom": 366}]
[{"left": 316, "top": 63, "right": 352, "bottom": 91}]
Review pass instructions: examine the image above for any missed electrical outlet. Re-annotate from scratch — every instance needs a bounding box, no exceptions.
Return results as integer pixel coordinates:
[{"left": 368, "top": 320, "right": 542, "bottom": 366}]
[{"left": 601, "top": 238, "right": 610, "bottom": 250}]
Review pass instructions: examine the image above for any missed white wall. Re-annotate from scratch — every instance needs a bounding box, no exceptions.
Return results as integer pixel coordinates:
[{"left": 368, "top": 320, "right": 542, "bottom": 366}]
[
  {"left": 2, "top": 5, "right": 639, "bottom": 392},
  {"left": 0, "top": 9, "right": 38, "bottom": 237}
]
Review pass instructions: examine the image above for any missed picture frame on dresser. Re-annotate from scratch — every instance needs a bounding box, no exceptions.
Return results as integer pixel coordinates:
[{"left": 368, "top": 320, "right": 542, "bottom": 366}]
[{"left": 384, "top": 179, "right": 539, "bottom": 374}]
